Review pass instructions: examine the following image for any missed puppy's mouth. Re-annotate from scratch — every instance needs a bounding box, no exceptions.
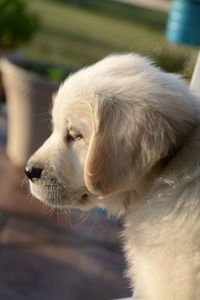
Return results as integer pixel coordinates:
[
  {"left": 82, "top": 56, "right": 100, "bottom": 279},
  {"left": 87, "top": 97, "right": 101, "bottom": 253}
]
[{"left": 29, "top": 177, "right": 90, "bottom": 208}]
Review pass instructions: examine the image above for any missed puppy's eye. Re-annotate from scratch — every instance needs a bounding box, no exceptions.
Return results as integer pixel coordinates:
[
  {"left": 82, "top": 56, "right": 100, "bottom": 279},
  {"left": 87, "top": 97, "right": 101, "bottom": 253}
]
[{"left": 66, "top": 130, "right": 83, "bottom": 142}]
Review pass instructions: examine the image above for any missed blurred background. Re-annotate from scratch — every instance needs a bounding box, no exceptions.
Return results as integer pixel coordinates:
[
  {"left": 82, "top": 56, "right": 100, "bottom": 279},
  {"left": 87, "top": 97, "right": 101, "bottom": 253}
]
[
  {"left": 20, "top": 0, "right": 198, "bottom": 78},
  {"left": 25, "top": 0, "right": 198, "bottom": 78},
  {"left": 0, "top": 0, "right": 199, "bottom": 299}
]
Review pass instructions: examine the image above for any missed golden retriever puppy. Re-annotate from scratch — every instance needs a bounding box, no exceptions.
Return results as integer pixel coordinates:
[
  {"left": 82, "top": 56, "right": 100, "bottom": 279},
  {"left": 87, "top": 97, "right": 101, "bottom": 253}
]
[{"left": 25, "top": 54, "right": 200, "bottom": 300}]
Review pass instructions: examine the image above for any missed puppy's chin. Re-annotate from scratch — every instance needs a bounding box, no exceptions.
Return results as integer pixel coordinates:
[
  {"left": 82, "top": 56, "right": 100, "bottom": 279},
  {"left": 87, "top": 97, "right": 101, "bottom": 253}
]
[
  {"left": 30, "top": 182, "right": 60, "bottom": 207},
  {"left": 29, "top": 181, "right": 70, "bottom": 207},
  {"left": 29, "top": 181, "right": 97, "bottom": 210},
  {"left": 30, "top": 182, "right": 43, "bottom": 201}
]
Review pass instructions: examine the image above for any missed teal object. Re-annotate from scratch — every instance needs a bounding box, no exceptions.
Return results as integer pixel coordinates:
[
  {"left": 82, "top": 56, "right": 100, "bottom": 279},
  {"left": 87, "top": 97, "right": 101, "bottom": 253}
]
[{"left": 166, "top": 0, "right": 200, "bottom": 46}]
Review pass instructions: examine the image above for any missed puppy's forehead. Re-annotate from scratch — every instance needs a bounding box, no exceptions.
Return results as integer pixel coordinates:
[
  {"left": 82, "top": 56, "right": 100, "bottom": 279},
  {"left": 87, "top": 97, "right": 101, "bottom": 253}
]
[{"left": 52, "top": 76, "right": 94, "bottom": 133}]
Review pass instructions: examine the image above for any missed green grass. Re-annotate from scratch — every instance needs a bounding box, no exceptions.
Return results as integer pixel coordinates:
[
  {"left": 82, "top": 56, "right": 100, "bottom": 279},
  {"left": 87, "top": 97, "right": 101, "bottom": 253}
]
[{"left": 25, "top": 0, "right": 198, "bottom": 79}]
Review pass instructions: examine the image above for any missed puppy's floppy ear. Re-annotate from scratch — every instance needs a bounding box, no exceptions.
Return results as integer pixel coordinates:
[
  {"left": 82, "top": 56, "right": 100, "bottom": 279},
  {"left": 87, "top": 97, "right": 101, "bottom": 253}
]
[
  {"left": 84, "top": 99, "right": 135, "bottom": 197},
  {"left": 84, "top": 97, "right": 177, "bottom": 198}
]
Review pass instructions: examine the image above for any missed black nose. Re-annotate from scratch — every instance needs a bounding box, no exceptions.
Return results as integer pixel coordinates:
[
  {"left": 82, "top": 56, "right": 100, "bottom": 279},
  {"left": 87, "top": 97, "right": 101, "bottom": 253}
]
[{"left": 25, "top": 164, "right": 43, "bottom": 181}]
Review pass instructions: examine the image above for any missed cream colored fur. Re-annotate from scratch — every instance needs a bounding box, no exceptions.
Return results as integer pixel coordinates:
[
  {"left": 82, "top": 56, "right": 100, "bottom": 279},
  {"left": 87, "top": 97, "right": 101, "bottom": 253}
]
[{"left": 27, "top": 53, "right": 200, "bottom": 300}]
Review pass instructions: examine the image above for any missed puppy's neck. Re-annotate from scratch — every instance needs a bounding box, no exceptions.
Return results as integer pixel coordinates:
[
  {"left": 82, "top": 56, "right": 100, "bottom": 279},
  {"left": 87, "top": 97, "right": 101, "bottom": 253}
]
[
  {"left": 131, "top": 160, "right": 164, "bottom": 201},
  {"left": 132, "top": 139, "right": 189, "bottom": 202}
]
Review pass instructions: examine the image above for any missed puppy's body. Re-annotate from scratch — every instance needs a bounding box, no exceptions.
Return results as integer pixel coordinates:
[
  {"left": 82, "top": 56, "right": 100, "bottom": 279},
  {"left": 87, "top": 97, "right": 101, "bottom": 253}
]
[
  {"left": 124, "top": 128, "right": 200, "bottom": 300},
  {"left": 26, "top": 54, "right": 200, "bottom": 299}
]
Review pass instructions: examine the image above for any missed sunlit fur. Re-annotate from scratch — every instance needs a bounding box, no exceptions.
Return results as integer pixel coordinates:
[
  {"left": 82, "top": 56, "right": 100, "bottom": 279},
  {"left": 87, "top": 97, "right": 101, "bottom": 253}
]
[{"left": 28, "top": 53, "right": 200, "bottom": 300}]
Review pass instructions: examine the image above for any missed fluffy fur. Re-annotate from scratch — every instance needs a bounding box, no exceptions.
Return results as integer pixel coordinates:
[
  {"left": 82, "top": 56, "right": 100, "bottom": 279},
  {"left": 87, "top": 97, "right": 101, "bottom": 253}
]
[{"left": 26, "top": 53, "right": 200, "bottom": 300}]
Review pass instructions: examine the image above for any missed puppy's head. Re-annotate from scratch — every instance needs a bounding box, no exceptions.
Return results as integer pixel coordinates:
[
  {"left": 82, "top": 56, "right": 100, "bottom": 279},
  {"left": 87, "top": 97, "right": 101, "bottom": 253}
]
[{"left": 25, "top": 54, "right": 198, "bottom": 213}]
